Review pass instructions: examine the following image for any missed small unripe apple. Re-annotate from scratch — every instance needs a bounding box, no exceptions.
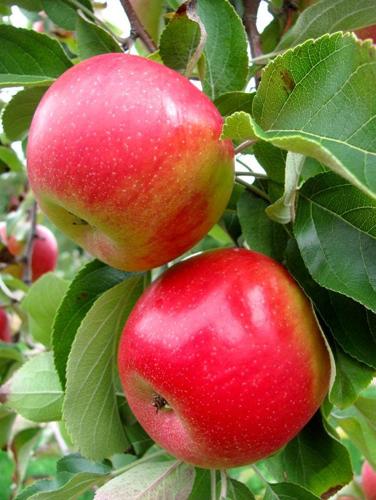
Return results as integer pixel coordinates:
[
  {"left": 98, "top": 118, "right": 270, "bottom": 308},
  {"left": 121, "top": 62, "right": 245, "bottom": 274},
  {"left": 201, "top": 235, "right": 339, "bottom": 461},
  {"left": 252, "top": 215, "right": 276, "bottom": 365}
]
[
  {"left": 0, "top": 223, "right": 58, "bottom": 282},
  {"left": 362, "top": 461, "right": 376, "bottom": 500},
  {"left": 118, "top": 248, "right": 331, "bottom": 468},
  {"left": 27, "top": 54, "right": 234, "bottom": 272},
  {"left": 0, "top": 308, "right": 11, "bottom": 342}
]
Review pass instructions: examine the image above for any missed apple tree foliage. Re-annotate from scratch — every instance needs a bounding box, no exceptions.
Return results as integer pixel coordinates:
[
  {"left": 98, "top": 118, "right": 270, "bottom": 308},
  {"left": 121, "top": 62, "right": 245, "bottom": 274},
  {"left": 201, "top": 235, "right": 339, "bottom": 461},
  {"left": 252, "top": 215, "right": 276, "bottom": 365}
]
[{"left": 0, "top": 0, "right": 375, "bottom": 498}]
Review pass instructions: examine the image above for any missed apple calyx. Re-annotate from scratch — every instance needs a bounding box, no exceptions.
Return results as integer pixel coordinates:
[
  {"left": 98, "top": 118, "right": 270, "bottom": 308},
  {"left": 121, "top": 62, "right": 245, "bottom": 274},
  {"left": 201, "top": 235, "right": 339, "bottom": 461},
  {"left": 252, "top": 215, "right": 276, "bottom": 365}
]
[{"left": 152, "top": 394, "right": 170, "bottom": 413}]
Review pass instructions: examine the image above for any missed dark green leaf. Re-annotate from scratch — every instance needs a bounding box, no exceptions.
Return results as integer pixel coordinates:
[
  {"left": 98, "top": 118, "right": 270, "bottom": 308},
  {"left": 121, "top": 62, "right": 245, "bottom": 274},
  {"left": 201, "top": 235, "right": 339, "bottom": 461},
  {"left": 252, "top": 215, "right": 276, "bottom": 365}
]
[
  {"left": 42, "top": 0, "right": 93, "bottom": 31},
  {"left": 0, "top": 407, "right": 16, "bottom": 448},
  {"left": 264, "top": 482, "right": 319, "bottom": 499},
  {"left": 214, "top": 91, "right": 254, "bottom": 116},
  {"left": 285, "top": 239, "right": 376, "bottom": 369},
  {"left": 160, "top": 11, "right": 203, "bottom": 75},
  {"left": 197, "top": 0, "right": 248, "bottom": 99},
  {"left": 330, "top": 347, "right": 374, "bottom": 409},
  {"left": 0, "top": 25, "right": 72, "bottom": 87},
  {"left": 278, "top": 0, "right": 376, "bottom": 49},
  {"left": 237, "top": 190, "right": 287, "bottom": 261},
  {"left": 2, "top": 87, "right": 46, "bottom": 141},
  {"left": 188, "top": 468, "right": 211, "bottom": 500},
  {"left": 63, "top": 277, "right": 144, "bottom": 460},
  {"left": 264, "top": 414, "right": 352, "bottom": 496},
  {"left": 53, "top": 260, "right": 130, "bottom": 388},
  {"left": 76, "top": 14, "right": 122, "bottom": 61},
  {"left": 226, "top": 478, "right": 255, "bottom": 499},
  {"left": 294, "top": 172, "right": 376, "bottom": 312},
  {"left": 0, "top": 0, "right": 42, "bottom": 11}
]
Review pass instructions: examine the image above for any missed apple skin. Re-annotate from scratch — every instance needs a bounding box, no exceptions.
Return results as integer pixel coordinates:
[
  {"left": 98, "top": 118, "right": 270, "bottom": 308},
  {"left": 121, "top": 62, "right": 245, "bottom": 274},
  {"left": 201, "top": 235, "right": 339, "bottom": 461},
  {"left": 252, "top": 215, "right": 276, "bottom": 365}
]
[
  {"left": 0, "top": 223, "right": 58, "bottom": 282},
  {"left": 118, "top": 248, "right": 331, "bottom": 468},
  {"left": 0, "top": 308, "right": 11, "bottom": 343},
  {"left": 362, "top": 461, "right": 376, "bottom": 500},
  {"left": 354, "top": 26, "right": 376, "bottom": 43},
  {"left": 27, "top": 54, "right": 234, "bottom": 272}
]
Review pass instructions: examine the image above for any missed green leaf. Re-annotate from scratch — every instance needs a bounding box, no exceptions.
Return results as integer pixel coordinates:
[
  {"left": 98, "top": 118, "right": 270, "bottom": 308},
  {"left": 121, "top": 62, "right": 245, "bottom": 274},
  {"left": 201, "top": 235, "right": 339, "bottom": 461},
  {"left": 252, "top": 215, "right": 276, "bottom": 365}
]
[
  {"left": 188, "top": 468, "right": 211, "bottom": 500},
  {"left": 226, "top": 478, "right": 255, "bottom": 499},
  {"left": 224, "top": 33, "right": 376, "bottom": 200},
  {"left": 42, "top": 0, "right": 93, "bottom": 31},
  {"left": 12, "top": 427, "right": 42, "bottom": 486},
  {"left": 214, "top": 91, "right": 254, "bottom": 117},
  {"left": 2, "top": 87, "right": 46, "bottom": 141},
  {"left": 0, "top": 407, "right": 16, "bottom": 448},
  {"left": 264, "top": 482, "right": 319, "bottom": 499},
  {"left": 278, "top": 0, "right": 376, "bottom": 49},
  {"left": 285, "top": 239, "right": 376, "bottom": 369},
  {"left": 4, "top": 352, "right": 63, "bottom": 422},
  {"left": 294, "top": 172, "right": 376, "bottom": 312},
  {"left": 0, "top": 0, "right": 42, "bottom": 10},
  {"left": 0, "top": 450, "right": 14, "bottom": 500},
  {"left": 53, "top": 260, "right": 130, "bottom": 388},
  {"left": 266, "top": 152, "right": 305, "bottom": 224},
  {"left": 264, "top": 414, "right": 352, "bottom": 496},
  {"left": 160, "top": 10, "right": 203, "bottom": 76},
  {"left": 0, "top": 25, "right": 72, "bottom": 87},
  {"left": 222, "top": 111, "right": 257, "bottom": 143},
  {"left": 95, "top": 461, "right": 195, "bottom": 499},
  {"left": 331, "top": 394, "right": 376, "bottom": 469},
  {"left": 22, "top": 273, "right": 69, "bottom": 347},
  {"left": 76, "top": 14, "right": 122, "bottom": 61},
  {"left": 129, "top": 0, "right": 163, "bottom": 42},
  {"left": 237, "top": 190, "right": 287, "bottom": 261},
  {"left": 330, "top": 347, "right": 374, "bottom": 409},
  {"left": 63, "top": 276, "right": 144, "bottom": 460},
  {"left": 0, "top": 146, "right": 24, "bottom": 173},
  {"left": 196, "top": 0, "right": 248, "bottom": 99},
  {"left": 17, "top": 454, "right": 110, "bottom": 499}
]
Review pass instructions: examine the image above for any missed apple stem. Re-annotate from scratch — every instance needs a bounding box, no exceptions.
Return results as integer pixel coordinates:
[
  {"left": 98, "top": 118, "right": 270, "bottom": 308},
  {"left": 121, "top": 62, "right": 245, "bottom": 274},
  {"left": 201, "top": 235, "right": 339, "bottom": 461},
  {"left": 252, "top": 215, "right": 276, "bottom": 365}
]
[
  {"left": 210, "top": 469, "right": 217, "bottom": 500},
  {"left": 219, "top": 469, "right": 228, "bottom": 499}
]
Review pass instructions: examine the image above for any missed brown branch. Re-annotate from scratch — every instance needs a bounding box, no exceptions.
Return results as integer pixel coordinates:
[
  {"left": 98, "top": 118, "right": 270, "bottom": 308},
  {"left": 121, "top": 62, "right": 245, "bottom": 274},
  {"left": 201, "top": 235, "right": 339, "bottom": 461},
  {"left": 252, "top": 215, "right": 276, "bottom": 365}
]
[
  {"left": 234, "top": 139, "right": 257, "bottom": 154},
  {"left": 22, "top": 201, "right": 37, "bottom": 285},
  {"left": 243, "top": 0, "right": 262, "bottom": 59},
  {"left": 119, "top": 0, "right": 157, "bottom": 53}
]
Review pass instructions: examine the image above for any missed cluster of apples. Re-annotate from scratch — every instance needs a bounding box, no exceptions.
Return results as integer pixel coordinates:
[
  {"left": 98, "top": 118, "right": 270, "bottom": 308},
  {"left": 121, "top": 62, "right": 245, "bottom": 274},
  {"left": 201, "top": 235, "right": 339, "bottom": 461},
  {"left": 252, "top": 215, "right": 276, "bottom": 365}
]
[{"left": 26, "top": 54, "right": 331, "bottom": 468}]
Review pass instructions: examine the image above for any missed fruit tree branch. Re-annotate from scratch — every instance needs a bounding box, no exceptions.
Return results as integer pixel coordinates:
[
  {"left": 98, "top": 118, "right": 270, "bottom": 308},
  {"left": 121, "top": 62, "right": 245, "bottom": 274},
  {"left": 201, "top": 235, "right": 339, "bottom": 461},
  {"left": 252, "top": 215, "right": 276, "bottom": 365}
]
[
  {"left": 119, "top": 0, "right": 157, "bottom": 52},
  {"left": 22, "top": 201, "right": 37, "bottom": 285},
  {"left": 243, "top": 0, "right": 262, "bottom": 59}
]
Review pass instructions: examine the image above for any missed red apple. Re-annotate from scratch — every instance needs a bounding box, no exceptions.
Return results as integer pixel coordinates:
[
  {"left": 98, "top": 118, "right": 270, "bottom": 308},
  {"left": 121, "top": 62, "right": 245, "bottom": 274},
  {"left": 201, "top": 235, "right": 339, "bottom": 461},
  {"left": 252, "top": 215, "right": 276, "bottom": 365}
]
[
  {"left": 0, "top": 222, "right": 58, "bottom": 282},
  {"left": 118, "top": 248, "right": 331, "bottom": 468},
  {"left": 354, "top": 26, "right": 376, "bottom": 43},
  {"left": 362, "top": 461, "right": 376, "bottom": 500},
  {"left": 27, "top": 54, "right": 234, "bottom": 272},
  {"left": 0, "top": 308, "right": 11, "bottom": 342}
]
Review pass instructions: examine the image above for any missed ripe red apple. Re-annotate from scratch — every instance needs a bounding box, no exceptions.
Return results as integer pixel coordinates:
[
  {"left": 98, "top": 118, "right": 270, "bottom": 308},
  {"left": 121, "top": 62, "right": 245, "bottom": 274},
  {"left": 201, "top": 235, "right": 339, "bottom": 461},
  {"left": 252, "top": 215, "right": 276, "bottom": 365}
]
[
  {"left": 354, "top": 26, "right": 376, "bottom": 43},
  {"left": 0, "top": 308, "right": 11, "bottom": 342},
  {"left": 362, "top": 461, "right": 376, "bottom": 500},
  {"left": 27, "top": 54, "right": 234, "bottom": 272},
  {"left": 0, "top": 222, "right": 58, "bottom": 282},
  {"left": 118, "top": 248, "right": 331, "bottom": 468}
]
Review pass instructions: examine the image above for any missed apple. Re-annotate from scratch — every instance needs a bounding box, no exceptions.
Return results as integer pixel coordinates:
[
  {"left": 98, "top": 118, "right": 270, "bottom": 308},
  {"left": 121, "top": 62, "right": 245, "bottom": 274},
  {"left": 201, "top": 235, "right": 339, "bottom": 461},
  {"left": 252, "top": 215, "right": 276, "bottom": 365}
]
[
  {"left": 354, "top": 26, "right": 376, "bottom": 43},
  {"left": 362, "top": 461, "right": 376, "bottom": 500},
  {"left": 118, "top": 248, "right": 331, "bottom": 468},
  {"left": 0, "top": 222, "right": 58, "bottom": 282},
  {"left": 27, "top": 54, "right": 234, "bottom": 272},
  {"left": 0, "top": 308, "right": 11, "bottom": 342}
]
